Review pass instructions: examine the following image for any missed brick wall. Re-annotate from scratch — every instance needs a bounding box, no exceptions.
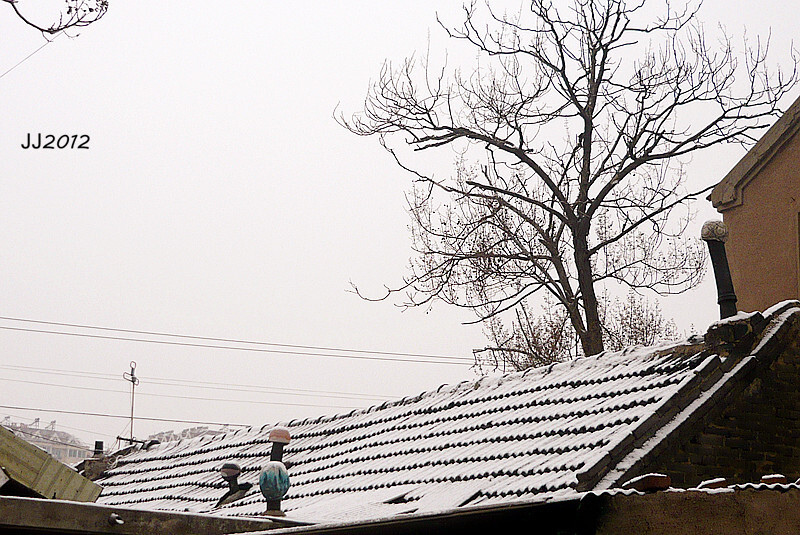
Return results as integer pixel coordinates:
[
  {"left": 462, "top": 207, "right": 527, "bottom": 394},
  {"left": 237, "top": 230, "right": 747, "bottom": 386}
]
[{"left": 650, "top": 342, "right": 800, "bottom": 487}]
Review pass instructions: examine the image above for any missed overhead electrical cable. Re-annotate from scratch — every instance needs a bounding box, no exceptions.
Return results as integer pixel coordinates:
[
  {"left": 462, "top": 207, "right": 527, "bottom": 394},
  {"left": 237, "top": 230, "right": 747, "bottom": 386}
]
[
  {"left": 0, "top": 413, "right": 116, "bottom": 438},
  {"left": 0, "top": 377, "right": 364, "bottom": 409},
  {"left": 138, "top": 376, "right": 385, "bottom": 400},
  {"left": 0, "top": 324, "right": 471, "bottom": 366},
  {"left": 0, "top": 315, "right": 473, "bottom": 363},
  {"left": 0, "top": 363, "right": 388, "bottom": 401},
  {"left": 0, "top": 413, "right": 117, "bottom": 441},
  {"left": 0, "top": 363, "right": 113, "bottom": 381},
  {"left": 0, "top": 404, "right": 249, "bottom": 427}
]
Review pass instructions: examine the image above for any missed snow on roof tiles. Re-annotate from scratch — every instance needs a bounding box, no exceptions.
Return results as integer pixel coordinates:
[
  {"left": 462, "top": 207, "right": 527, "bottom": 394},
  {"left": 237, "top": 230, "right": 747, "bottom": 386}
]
[{"left": 95, "top": 338, "right": 721, "bottom": 521}]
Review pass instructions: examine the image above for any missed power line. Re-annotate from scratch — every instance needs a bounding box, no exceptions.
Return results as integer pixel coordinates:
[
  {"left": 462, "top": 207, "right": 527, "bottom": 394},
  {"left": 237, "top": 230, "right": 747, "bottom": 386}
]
[
  {"left": 0, "top": 363, "right": 388, "bottom": 401},
  {"left": 0, "top": 411, "right": 116, "bottom": 441},
  {"left": 0, "top": 377, "right": 364, "bottom": 410},
  {"left": 0, "top": 404, "right": 249, "bottom": 427},
  {"left": 0, "top": 324, "right": 472, "bottom": 366},
  {"left": 139, "top": 376, "right": 385, "bottom": 401},
  {"left": 0, "top": 411, "right": 118, "bottom": 444},
  {"left": 0, "top": 31, "right": 63, "bottom": 81},
  {"left": 0, "top": 315, "right": 473, "bottom": 363},
  {"left": 0, "top": 363, "right": 112, "bottom": 381}
]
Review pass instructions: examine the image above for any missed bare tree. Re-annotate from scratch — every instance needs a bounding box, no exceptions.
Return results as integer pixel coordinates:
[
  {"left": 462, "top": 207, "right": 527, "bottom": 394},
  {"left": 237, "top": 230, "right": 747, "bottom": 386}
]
[
  {"left": 3, "top": 0, "right": 107, "bottom": 34},
  {"left": 474, "top": 290, "right": 679, "bottom": 372},
  {"left": 475, "top": 297, "right": 580, "bottom": 372},
  {"left": 602, "top": 290, "right": 679, "bottom": 351},
  {"left": 341, "top": 0, "right": 797, "bottom": 363}
]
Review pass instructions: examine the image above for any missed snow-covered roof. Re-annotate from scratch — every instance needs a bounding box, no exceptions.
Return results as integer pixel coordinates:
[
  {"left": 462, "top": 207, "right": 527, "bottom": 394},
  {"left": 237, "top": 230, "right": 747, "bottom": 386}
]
[{"left": 94, "top": 301, "right": 800, "bottom": 523}]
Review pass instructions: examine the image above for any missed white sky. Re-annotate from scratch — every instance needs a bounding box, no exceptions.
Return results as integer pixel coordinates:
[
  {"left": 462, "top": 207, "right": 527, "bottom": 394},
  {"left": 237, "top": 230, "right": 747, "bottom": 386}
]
[{"left": 0, "top": 1, "right": 796, "bottom": 449}]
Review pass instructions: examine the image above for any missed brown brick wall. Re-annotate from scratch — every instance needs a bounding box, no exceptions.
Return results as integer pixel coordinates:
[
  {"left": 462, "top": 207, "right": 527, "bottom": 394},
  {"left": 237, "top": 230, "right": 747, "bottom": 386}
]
[{"left": 648, "top": 347, "right": 800, "bottom": 487}]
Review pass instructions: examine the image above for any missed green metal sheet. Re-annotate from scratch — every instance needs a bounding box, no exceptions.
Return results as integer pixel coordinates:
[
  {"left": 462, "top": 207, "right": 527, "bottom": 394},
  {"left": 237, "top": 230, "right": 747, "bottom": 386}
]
[{"left": 0, "top": 424, "right": 101, "bottom": 502}]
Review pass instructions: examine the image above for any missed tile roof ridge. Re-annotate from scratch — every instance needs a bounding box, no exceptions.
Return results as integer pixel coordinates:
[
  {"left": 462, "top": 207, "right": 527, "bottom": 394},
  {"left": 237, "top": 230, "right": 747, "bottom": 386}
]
[
  {"left": 514, "top": 337, "right": 706, "bottom": 379},
  {"left": 761, "top": 299, "right": 800, "bottom": 318},
  {"left": 703, "top": 300, "right": 800, "bottom": 358},
  {"left": 574, "top": 348, "right": 715, "bottom": 491},
  {"left": 273, "top": 340, "right": 707, "bottom": 448},
  {"left": 592, "top": 350, "right": 760, "bottom": 492},
  {"left": 747, "top": 302, "right": 800, "bottom": 367}
]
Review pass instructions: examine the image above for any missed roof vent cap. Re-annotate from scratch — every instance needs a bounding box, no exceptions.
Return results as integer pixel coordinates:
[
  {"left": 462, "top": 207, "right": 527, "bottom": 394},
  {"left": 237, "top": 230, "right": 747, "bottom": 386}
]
[
  {"left": 269, "top": 427, "right": 290, "bottom": 444},
  {"left": 701, "top": 220, "right": 729, "bottom": 243},
  {"left": 219, "top": 462, "right": 242, "bottom": 483},
  {"left": 216, "top": 462, "right": 253, "bottom": 508},
  {"left": 259, "top": 461, "right": 290, "bottom": 500}
]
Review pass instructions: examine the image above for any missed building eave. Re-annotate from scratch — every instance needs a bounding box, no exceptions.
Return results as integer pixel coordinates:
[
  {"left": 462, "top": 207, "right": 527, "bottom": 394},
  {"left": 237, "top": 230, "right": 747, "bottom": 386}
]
[
  {"left": 0, "top": 495, "right": 304, "bottom": 535},
  {"left": 710, "top": 93, "right": 800, "bottom": 211},
  {"left": 257, "top": 486, "right": 800, "bottom": 535}
]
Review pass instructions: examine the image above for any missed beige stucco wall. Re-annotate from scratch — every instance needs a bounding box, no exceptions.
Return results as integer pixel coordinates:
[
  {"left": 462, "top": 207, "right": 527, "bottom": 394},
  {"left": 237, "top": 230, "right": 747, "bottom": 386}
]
[
  {"left": 722, "top": 131, "right": 800, "bottom": 313},
  {"left": 597, "top": 489, "right": 800, "bottom": 535}
]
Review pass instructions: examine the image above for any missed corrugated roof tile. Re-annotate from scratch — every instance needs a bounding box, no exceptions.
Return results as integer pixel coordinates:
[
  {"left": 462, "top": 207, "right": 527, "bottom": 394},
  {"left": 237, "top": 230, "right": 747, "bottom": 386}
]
[{"left": 96, "top": 338, "right": 716, "bottom": 522}]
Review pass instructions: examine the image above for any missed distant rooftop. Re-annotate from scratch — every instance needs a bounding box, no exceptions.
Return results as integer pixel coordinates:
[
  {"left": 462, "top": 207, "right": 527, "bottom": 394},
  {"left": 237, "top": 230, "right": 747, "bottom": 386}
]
[{"left": 1, "top": 417, "right": 92, "bottom": 463}]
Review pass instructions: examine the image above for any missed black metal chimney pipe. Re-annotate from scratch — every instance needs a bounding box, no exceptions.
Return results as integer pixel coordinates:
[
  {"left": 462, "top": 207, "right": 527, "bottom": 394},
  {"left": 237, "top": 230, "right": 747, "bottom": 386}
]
[{"left": 701, "top": 220, "right": 738, "bottom": 319}]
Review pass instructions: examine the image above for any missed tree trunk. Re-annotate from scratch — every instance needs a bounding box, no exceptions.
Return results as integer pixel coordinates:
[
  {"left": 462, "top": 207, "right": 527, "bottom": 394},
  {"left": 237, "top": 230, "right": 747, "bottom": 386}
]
[{"left": 574, "top": 232, "right": 604, "bottom": 356}]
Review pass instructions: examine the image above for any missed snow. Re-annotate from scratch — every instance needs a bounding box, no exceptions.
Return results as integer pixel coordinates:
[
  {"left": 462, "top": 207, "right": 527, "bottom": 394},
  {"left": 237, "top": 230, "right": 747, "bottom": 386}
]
[{"left": 92, "top": 334, "right": 737, "bottom": 522}]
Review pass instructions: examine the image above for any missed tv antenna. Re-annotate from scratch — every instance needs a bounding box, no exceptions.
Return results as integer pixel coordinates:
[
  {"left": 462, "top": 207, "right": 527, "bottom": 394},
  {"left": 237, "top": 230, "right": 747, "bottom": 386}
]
[{"left": 122, "top": 361, "right": 139, "bottom": 441}]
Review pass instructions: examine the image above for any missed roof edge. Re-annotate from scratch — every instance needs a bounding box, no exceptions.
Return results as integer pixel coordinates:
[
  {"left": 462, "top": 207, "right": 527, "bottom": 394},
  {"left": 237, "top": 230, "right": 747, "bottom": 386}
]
[
  {"left": 710, "top": 93, "right": 800, "bottom": 211},
  {"left": 0, "top": 495, "right": 288, "bottom": 535},
  {"left": 575, "top": 349, "right": 717, "bottom": 491},
  {"left": 593, "top": 355, "right": 758, "bottom": 490},
  {"left": 592, "top": 303, "right": 800, "bottom": 489}
]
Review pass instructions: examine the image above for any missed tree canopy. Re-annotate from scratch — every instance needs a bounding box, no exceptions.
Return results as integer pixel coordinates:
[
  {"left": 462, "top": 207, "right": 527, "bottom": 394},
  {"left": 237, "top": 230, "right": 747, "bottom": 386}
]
[{"left": 341, "top": 0, "right": 797, "bottom": 366}]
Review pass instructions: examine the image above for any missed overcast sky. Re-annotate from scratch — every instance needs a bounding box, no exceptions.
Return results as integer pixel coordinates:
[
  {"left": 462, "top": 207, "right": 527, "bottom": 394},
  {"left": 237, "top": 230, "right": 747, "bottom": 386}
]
[{"left": 1, "top": 1, "right": 797, "bottom": 449}]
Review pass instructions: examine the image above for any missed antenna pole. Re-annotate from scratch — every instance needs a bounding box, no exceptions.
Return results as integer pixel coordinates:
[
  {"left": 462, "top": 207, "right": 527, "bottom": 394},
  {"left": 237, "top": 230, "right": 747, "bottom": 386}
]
[{"left": 123, "top": 361, "right": 139, "bottom": 441}]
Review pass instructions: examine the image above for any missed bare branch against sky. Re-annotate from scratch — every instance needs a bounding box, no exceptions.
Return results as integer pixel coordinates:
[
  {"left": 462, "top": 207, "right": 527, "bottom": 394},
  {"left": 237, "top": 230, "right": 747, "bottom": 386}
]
[
  {"left": 3, "top": 0, "right": 107, "bottom": 35},
  {"left": 341, "top": 0, "right": 796, "bottom": 364}
]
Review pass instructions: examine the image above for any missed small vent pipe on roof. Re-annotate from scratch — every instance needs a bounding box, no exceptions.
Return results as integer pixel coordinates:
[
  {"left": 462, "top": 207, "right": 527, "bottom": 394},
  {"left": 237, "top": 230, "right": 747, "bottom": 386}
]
[
  {"left": 260, "top": 427, "right": 291, "bottom": 516},
  {"left": 701, "top": 220, "right": 738, "bottom": 319},
  {"left": 269, "top": 427, "right": 290, "bottom": 461},
  {"left": 216, "top": 463, "right": 252, "bottom": 508}
]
